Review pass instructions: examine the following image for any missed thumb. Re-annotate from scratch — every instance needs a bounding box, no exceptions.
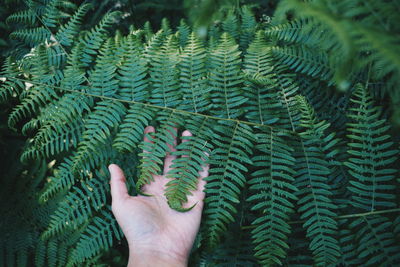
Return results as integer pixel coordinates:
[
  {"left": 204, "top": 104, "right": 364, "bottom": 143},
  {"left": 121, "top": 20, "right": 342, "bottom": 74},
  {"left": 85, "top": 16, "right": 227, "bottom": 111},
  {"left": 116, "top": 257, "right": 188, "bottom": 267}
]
[{"left": 109, "top": 164, "right": 129, "bottom": 202}]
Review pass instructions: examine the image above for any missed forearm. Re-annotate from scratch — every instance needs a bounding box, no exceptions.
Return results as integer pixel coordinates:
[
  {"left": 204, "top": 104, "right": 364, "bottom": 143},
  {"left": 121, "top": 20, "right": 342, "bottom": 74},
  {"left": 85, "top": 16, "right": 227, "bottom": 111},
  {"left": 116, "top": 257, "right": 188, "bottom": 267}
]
[{"left": 128, "top": 249, "right": 187, "bottom": 267}]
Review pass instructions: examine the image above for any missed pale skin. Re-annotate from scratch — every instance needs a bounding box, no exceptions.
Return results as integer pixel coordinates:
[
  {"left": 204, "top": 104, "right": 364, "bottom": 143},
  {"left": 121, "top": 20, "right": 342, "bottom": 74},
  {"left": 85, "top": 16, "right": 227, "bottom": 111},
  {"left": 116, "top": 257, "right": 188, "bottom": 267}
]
[{"left": 109, "top": 126, "right": 209, "bottom": 267}]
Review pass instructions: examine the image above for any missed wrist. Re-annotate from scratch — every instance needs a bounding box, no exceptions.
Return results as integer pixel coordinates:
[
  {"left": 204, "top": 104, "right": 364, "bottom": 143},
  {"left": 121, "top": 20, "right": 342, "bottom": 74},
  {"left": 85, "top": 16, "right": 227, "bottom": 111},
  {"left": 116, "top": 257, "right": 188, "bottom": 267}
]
[{"left": 128, "top": 248, "right": 188, "bottom": 267}]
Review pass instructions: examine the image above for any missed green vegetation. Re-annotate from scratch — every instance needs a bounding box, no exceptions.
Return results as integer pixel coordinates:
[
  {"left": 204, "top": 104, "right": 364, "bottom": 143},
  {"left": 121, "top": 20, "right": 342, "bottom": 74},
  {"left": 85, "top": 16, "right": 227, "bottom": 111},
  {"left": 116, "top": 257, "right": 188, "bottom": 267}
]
[{"left": 1, "top": 0, "right": 399, "bottom": 266}]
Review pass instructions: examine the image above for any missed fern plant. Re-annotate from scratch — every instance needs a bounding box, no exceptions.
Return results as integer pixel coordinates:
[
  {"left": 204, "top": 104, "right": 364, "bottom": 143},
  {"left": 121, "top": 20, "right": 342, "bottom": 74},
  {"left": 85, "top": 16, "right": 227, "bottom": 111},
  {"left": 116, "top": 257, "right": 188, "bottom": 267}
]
[{"left": 1, "top": 0, "right": 399, "bottom": 266}]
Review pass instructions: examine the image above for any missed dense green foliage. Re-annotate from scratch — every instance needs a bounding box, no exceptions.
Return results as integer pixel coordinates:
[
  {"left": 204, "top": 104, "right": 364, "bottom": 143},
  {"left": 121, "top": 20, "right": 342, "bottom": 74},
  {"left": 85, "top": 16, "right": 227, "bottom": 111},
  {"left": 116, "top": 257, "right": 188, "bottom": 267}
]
[{"left": 1, "top": 0, "right": 400, "bottom": 266}]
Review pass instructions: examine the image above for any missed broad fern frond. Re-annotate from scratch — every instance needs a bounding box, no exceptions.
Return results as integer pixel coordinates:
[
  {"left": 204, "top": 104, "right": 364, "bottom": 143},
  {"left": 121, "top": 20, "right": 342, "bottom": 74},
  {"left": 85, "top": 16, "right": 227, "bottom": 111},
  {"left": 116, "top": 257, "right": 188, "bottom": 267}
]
[
  {"left": 6, "top": 10, "right": 37, "bottom": 25},
  {"left": 10, "top": 27, "right": 50, "bottom": 47},
  {"left": 247, "top": 130, "right": 297, "bottom": 266},
  {"left": 239, "top": 6, "right": 257, "bottom": 50},
  {"left": 209, "top": 33, "right": 246, "bottom": 119},
  {"left": 79, "top": 11, "right": 120, "bottom": 67},
  {"left": 136, "top": 111, "right": 184, "bottom": 190},
  {"left": 0, "top": 58, "right": 24, "bottom": 103},
  {"left": 3, "top": 3, "right": 400, "bottom": 265},
  {"left": 266, "top": 19, "right": 322, "bottom": 48},
  {"left": 165, "top": 117, "right": 212, "bottom": 210},
  {"left": 177, "top": 19, "right": 191, "bottom": 48},
  {"left": 144, "top": 30, "right": 166, "bottom": 62},
  {"left": 204, "top": 121, "right": 254, "bottom": 246},
  {"left": 39, "top": 157, "right": 76, "bottom": 202},
  {"left": 295, "top": 95, "right": 340, "bottom": 266},
  {"left": 243, "top": 32, "right": 282, "bottom": 125},
  {"left": 222, "top": 9, "right": 239, "bottom": 40},
  {"left": 271, "top": 45, "right": 333, "bottom": 81},
  {"left": 345, "top": 84, "right": 398, "bottom": 211},
  {"left": 179, "top": 32, "right": 210, "bottom": 112},
  {"left": 8, "top": 84, "right": 57, "bottom": 129},
  {"left": 72, "top": 208, "right": 123, "bottom": 264},
  {"left": 117, "top": 34, "right": 149, "bottom": 101},
  {"left": 43, "top": 172, "right": 109, "bottom": 239},
  {"left": 21, "top": 117, "right": 83, "bottom": 160},
  {"left": 87, "top": 39, "right": 119, "bottom": 97},
  {"left": 113, "top": 104, "right": 156, "bottom": 154},
  {"left": 42, "top": 0, "right": 61, "bottom": 28},
  {"left": 349, "top": 215, "right": 400, "bottom": 265},
  {"left": 55, "top": 3, "right": 92, "bottom": 46},
  {"left": 148, "top": 35, "right": 181, "bottom": 108},
  {"left": 72, "top": 100, "right": 126, "bottom": 173}
]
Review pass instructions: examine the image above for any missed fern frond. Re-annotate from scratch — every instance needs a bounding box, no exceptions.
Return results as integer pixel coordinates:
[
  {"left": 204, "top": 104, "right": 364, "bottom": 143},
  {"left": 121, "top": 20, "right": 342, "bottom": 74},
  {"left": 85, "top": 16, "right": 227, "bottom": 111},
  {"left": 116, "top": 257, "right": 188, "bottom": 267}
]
[
  {"left": 148, "top": 34, "right": 181, "bottom": 108},
  {"left": 117, "top": 34, "right": 149, "bottom": 101},
  {"left": 34, "top": 238, "right": 47, "bottom": 267},
  {"left": 353, "top": 25, "right": 400, "bottom": 87},
  {"left": 338, "top": 221, "right": 363, "bottom": 266},
  {"left": 345, "top": 84, "right": 397, "bottom": 211},
  {"left": 143, "top": 21, "right": 153, "bottom": 42},
  {"left": 113, "top": 105, "right": 156, "bottom": 153},
  {"left": 136, "top": 111, "right": 184, "bottom": 190},
  {"left": 6, "top": 10, "right": 37, "bottom": 25},
  {"left": 72, "top": 100, "right": 126, "bottom": 172},
  {"left": 222, "top": 9, "right": 239, "bottom": 40},
  {"left": 338, "top": 0, "right": 398, "bottom": 31},
  {"left": 10, "top": 27, "right": 51, "bottom": 47},
  {"left": 239, "top": 5, "right": 257, "bottom": 50},
  {"left": 22, "top": 117, "right": 84, "bottom": 160},
  {"left": 42, "top": 0, "right": 61, "bottom": 28},
  {"left": 39, "top": 157, "right": 76, "bottom": 202},
  {"left": 86, "top": 39, "right": 119, "bottom": 97},
  {"left": 278, "top": 0, "right": 353, "bottom": 54},
  {"left": 72, "top": 208, "right": 123, "bottom": 264},
  {"left": 161, "top": 18, "right": 172, "bottom": 36},
  {"left": 297, "top": 78, "right": 349, "bottom": 131},
  {"left": 207, "top": 23, "right": 222, "bottom": 51},
  {"left": 271, "top": 45, "right": 333, "bottom": 81},
  {"left": 243, "top": 32, "right": 283, "bottom": 125},
  {"left": 266, "top": 19, "right": 321, "bottom": 47},
  {"left": 79, "top": 11, "right": 120, "bottom": 67},
  {"left": 3, "top": 2, "right": 400, "bottom": 265},
  {"left": 179, "top": 32, "right": 210, "bottom": 113},
  {"left": 209, "top": 33, "right": 246, "bottom": 119},
  {"left": 247, "top": 130, "right": 297, "bottom": 266},
  {"left": 0, "top": 58, "right": 24, "bottom": 103},
  {"left": 244, "top": 36, "right": 301, "bottom": 130},
  {"left": 295, "top": 95, "right": 340, "bottom": 266},
  {"left": 55, "top": 3, "right": 92, "bottom": 46},
  {"left": 285, "top": 226, "right": 314, "bottom": 266},
  {"left": 204, "top": 121, "right": 254, "bottom": 246},
  {"left": 43, "top": 173, "right": 109, "bottom": 239},
  {"left": 37, "top": 93, "right": 92, "bottom": 126},
  {"left": 165, "top": 117, "right": 212, "bottom": 210},
  {"left": 350, "top": 215, "right": 400, "bottom": 265},
  {"left": 21, "top": 118, "right": 40, "bottom": 135},
  {"left": 57, "top": 0, "right": 77, "bottom": 10},
  {"left": 144, "top": 29, "right": 166, "bottom": 62},
  {"left": 273, "top": 68, "right": 301, "bottom": 131},
  {"left": 23, "top": 92, "right": 92, "bottom": 160},
  {"left": 177, "top": 19, "right": 191, "bottom": 48},
  {"left": 8, "top": 83, "right": 57, "bottom": 129}
]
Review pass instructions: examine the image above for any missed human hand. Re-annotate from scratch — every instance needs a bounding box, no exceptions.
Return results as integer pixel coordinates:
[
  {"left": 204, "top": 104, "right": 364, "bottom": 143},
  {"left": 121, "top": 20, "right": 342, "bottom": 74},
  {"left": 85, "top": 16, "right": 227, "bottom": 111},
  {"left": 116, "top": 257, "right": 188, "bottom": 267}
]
[{"left": 109, "top": 126, "right": 209, "bottom": 267}]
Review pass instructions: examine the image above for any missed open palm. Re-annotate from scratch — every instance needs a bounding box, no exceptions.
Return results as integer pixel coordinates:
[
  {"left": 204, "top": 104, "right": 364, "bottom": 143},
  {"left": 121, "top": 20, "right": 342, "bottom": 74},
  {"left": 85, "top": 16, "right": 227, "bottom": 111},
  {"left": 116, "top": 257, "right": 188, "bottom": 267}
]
[{"left": 109, "top": 126, "right": 209, "bottom": 266}]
